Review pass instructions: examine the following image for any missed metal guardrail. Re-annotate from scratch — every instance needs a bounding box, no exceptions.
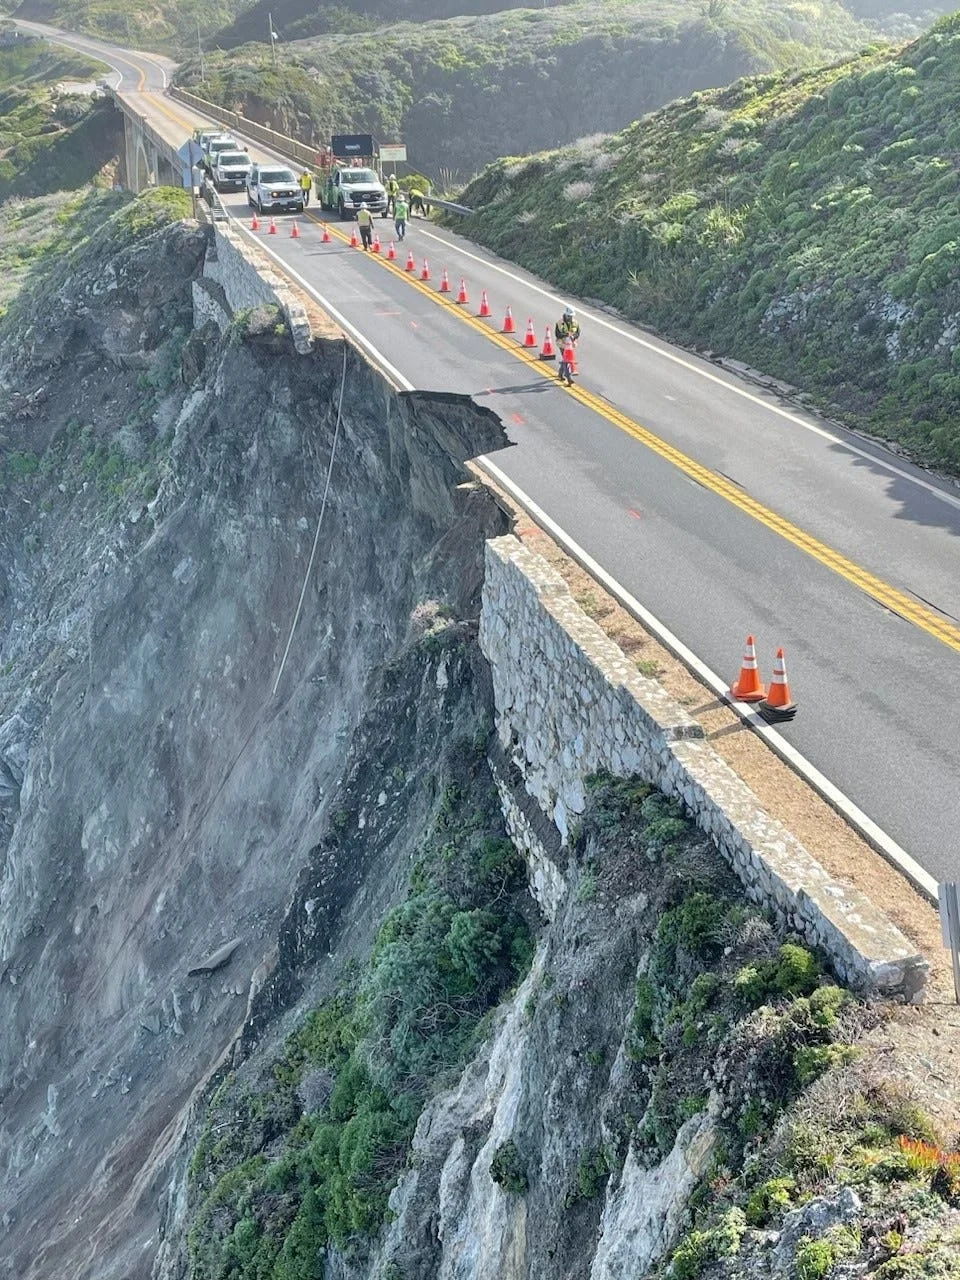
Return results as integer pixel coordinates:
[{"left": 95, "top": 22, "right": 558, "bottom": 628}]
[{"left": 167, "top": 85, "right": 473, "bottom": 214}]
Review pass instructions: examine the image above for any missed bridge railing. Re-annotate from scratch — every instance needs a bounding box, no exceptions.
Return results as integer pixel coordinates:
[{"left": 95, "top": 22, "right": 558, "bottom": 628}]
[{"left": 167, "top": 85, "right": 473, "bottom": 214}]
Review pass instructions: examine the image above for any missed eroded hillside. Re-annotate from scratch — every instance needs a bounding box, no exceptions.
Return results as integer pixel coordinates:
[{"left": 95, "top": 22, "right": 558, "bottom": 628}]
[{"left": 0, "top": 189, "right": 509, "bottom": 1278}]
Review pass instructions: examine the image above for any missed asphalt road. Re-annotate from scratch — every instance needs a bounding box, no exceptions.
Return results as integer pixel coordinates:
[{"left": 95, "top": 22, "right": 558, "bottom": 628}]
[{"left": 24, "top": 23, "right": 960, "bottom": 888}]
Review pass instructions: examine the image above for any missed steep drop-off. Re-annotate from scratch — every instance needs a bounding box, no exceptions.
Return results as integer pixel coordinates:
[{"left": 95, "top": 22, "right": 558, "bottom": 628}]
[
  {"left": 0, "top": 189, "right": 509, "bottom": 1279},
  {"left": 455, "top": 16, "right": 960, "bottom": 472}
]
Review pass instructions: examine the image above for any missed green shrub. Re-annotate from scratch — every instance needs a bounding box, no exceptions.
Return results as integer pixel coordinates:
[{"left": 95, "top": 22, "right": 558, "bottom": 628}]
[
  {"left": 490, "top": 1139, "right": 528, "bottom": 1194},
  {"left": 795, "top": 1236, "right": 836, "bottom": 1280},
  {"left": 745, "top": 1175, "right": 797, "bottom": 1225}
]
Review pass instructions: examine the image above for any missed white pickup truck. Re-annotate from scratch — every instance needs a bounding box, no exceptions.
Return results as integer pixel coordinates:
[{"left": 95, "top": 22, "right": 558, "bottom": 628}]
[
  {"left": 320, "top": 166, "right": 387, "bottom": 219},
  {"left": 212, "top": 148, "right": 253, "bottom": 192}
]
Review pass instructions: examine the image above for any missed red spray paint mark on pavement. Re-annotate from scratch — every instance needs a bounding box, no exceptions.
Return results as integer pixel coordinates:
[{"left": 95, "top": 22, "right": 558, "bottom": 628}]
[
  {"left": 628, "top": 509, "right": 643, "bottom": 520},
  {"left": 511, "top": 413, "right": 525, "bottom": 425}
]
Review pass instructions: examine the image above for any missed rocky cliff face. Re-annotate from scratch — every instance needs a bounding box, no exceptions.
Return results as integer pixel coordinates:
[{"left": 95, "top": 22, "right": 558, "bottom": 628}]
[{"left": 0, "top": 192, "right": 508, "bottom": 1280}]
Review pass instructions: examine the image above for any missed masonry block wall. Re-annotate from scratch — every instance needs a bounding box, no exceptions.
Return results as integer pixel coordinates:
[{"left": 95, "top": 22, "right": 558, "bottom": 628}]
[{"left": 479, "top": 535, "right": 928, "bottom": 999}]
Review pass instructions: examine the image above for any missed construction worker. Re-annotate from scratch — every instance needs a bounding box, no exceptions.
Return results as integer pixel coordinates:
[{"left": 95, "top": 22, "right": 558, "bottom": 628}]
[
  {"left": 299, "top": 170, "right": 313, "bottom": 206},
  {"left": 386, "top": 173, "right": 400, "bottom": 216},
  {"left": 556, "top": 305, "right": 580, "bottom": 386},
  {"left": 356, "top": 202, "right": 374, "bottom": 250},
  {"left": 393, "top": 193, "right": 408, "bottom": 241},
  {"left": 409, "top": 185, "right": 427, "bottom": 217}
]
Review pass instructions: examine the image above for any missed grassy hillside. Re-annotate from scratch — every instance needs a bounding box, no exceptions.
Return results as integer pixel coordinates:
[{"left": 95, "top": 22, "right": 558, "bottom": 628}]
[
  {"left": 0, "top": 38, "right": 121, "bottom": 200},
  {"left": 216, "top": 0, "right": 575, "bottom": 45},
  {"left": 456, "top": 16, "right": 960, "bottom": 473},
  {"left": 177, "top": 0, "right": 872, "bottom": 179},
  {"left": 10, "top": 0, "right": 251, "bottom": 51}
]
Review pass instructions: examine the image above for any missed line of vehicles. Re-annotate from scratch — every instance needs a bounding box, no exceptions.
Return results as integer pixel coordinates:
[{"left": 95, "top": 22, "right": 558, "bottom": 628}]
[{"left": 194, "top": 127, "right": 391, "bottom": 218}]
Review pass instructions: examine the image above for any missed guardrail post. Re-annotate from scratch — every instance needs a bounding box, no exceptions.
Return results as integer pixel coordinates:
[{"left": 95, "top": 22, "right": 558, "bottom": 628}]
[{"left": 940, "top": 881, "right": 960, "bottom": 1003}]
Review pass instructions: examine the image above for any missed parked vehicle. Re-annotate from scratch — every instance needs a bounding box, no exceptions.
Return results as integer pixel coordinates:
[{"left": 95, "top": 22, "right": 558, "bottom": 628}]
[
  {"left": 320, "top": 165, "right": 387, "bottom": 219},
  {"left": 246, "top": 165, "right": 304, "bottom": 214},
  {"left": 212, "top": 149, "right": 253, "bottom": 192},
  {"left": 202, "top": 134, "right": 242, "bottom": 173}
]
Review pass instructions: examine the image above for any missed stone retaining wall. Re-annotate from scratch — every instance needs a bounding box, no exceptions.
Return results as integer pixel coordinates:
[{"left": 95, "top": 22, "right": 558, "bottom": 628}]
[
  {"left": 480, "top": 535, "right": 928, "bottom": 999},
  {"left": 193, "top": 222, "right": 313, "bottom": 354}
]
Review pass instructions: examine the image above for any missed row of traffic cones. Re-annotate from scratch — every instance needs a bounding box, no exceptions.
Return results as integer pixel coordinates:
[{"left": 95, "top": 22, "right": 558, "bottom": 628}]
[
  {"left": 254, "top": 218, "right": 578, "bottom": 374},
  {"left": 730, "top": 635, "right": 797, "bottom": 722}
]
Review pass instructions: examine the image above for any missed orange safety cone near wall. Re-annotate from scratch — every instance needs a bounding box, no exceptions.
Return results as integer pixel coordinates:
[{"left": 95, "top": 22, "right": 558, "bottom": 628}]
[
  {"left": 405, "top": 249, "right": 416, "bottom": 271},
  {"left": 439, "top": 268, "right": 451, "bottom": 292},
  {"left": 291, "top": 220, "right": 301, "bottom": 239},
  {"left": 523, "top": 318, "right": 537, "bottom": 347},
  {"left": 540, "top": 326, "right": 556, "bottom": 360},
  {"left": 479, "top": 289, "right": 491, "bottom": 318},
  {"left": 730, "top": 635, "right": 766, "bottom": 702},
  {"left": 251, "top": 213, "right": 260, "bottom": 231},
  {"left": 456, "top": 277, "right": 469, "bottom": 304},
  {"left": 758, "top": 648, "right": 798, "bottom": 722},
  {"left": 421, "top": 258, "right": 431, "bottom": 280},
  {"left": 371, "top": 232, "right": 381, "bottom": 253},
  {"left": 269, "top": 217, "right": 277, "bottom": 235},
  {"left": 321, "top": 223, "right": 331, "bottom": 243},
  {"left": 387, "top": 240, "right": 397, "bottom": 260},
  {"left": 350, "top": 225, "right": 359, "bottom": 248},
  {"left": 502, "top": 306, "right": 516, "bottom": 334}
]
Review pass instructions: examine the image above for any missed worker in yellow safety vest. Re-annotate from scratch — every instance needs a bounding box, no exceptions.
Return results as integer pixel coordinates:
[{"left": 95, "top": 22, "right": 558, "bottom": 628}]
[
  {"left": 299, "top": 170, "right": 313, "bottom": 206},
  {"left": 386, "top": 173, "right": 400, "bottom": 215},
  {"left": 356, "top": 202, "right": 374, "bottom": 250}
]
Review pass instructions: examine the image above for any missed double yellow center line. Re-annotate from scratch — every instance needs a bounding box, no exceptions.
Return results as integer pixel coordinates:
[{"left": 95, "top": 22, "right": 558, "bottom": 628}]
[
  {"left": 142, "top": 88, "right": 960, "bottom": 657},
  {"left": 304, "top": 214, "right": 960, "bottom": 656}
]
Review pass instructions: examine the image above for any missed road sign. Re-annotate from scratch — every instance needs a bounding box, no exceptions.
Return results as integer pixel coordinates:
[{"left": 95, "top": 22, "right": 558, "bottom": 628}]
[
  {"left": 940, "top": 881, "right": 960, "bottom": 1003},
  {"left": 379, "top": 144, "right": 407, "bottom": 163}
]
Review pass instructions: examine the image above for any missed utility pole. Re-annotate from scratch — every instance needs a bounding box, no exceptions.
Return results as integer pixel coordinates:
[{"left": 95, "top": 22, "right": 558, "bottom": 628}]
[
  {"left": 268, "top": 12, "right": 278, "bottom": 67},
  {"left": 197, "top": 19, "right": 206, "bottom": 86}
]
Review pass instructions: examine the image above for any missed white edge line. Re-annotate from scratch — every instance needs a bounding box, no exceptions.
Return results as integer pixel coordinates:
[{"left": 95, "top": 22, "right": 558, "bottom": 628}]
[
  {"left": 422, "top": 228, "right": 960, "bottom": 514},
  {"left": 214, "top": 131, "right": 940, "bottom": 909},
  {"left": 232, "top": 216, "right": 414, "bottom": 392},
  {"left": 476, "top": 453, "right": 940, "bottom": 907}
]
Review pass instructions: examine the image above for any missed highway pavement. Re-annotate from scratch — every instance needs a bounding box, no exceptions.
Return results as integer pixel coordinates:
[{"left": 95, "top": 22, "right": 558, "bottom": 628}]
[{"left": 22, "top": 22, "right": 960, "bottom": 888}]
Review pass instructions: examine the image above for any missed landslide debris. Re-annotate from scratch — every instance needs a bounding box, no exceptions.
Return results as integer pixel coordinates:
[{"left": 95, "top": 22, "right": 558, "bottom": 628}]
[
  {"left": 456, "top": 16, "right": 960, "bottom": 474},
  {"left": 0, "top": 188, "right": 508, "bottom": 1279},
  {"left": 156, "top": 774, "right": 960, "bottom": 1280},
  {"left": 177, "top": 0, "right": 869, "bottom": 180}
]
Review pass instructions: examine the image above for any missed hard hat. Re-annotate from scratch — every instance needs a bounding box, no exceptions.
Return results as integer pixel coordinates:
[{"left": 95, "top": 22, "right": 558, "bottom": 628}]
[
  {"left": 563, "top": 304, "right": 576, "bottom": 317},
  {"left": 360, "top": 201, "right": 368, "bottom": 207}
]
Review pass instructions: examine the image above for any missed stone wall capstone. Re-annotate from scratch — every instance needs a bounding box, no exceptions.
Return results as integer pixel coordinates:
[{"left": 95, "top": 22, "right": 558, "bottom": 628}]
[
  {"left": 195, "top": 222, "right": 313, "bottom": 354},
  {"left": 479, "top": 535, "right": 928, "bottom": 1000}
]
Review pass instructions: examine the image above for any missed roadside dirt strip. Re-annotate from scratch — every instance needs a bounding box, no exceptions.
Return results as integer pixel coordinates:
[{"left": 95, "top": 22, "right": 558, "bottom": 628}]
[{"left": 472, "top": 463, "right": 952, "bottom": 1004}]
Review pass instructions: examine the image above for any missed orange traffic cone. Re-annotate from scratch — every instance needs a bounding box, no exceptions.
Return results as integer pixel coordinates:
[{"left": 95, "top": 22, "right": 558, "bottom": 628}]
[
  {"left": 405, "top": 249, "right": 416, "bottom": 272},
  {"left": 758, "top": 648, "right": 798, "bottom": 723},
  {"left": 291, "top": 220, "right": 301, "bottom": 239},
  {"left": 350, "top": 225, "right": 359, "bottom": 248},
  {"left": 251, "top": 212, "right": 260, "bottom": 231},
  {"left": 523, "top": 317, "right": 537, "bottom": 348},
  {"left": 321, "top": 223, "right": 331, "bottom": 243},
  {"left": 456, "top": 277, "right": 469, "bottom": 305},
  {"left": 387, "top": 240, "right": 397, "bottom": 260},
  {"left": 268, "top": 217, "right": 277, "bottom": 235},
  {"left": 420, "top": 258, "right": 431, "bottom": 280},
  {"left": 502, "top": 306, "right": 516, "bottom": 334},
  {"left": 439, "top": 269, "right": 451, "bottom": 292},
  {"left": 730, "top": 635, "right": 766, "bottom": 703},
  {"left": 559, "top": 338, "right": 577, "bottom": 383},
  {"left": 371, "top": 232, "right": 381, "bottom": 254},
  {"left": 479, "top": 289, "right": 491, "bottom": 318},
  {"left": 540, "top": 326, "right": 556, "bottom": 360}
]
